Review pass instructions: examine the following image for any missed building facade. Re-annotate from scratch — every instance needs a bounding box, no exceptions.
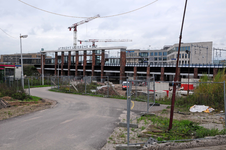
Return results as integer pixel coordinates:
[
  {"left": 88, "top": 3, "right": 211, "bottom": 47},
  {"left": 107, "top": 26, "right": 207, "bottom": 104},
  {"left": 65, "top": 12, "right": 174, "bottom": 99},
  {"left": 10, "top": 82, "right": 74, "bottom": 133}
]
[
  {"left": 124, "top": 41, "right": 213, "bottom": 65},
  {"left": 0, "top": 53, "right": 42, "bottom": 64}
]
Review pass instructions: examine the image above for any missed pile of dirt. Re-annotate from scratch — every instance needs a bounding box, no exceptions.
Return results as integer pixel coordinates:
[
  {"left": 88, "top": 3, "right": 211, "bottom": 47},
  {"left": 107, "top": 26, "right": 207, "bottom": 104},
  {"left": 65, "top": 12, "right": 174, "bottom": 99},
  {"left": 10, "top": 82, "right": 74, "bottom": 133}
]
[
  {"left": 1, "top": 96, "right": 13, "bottom": 101},
  {"left": 97, "top": 86, "right": 120, "bottom": 96}
]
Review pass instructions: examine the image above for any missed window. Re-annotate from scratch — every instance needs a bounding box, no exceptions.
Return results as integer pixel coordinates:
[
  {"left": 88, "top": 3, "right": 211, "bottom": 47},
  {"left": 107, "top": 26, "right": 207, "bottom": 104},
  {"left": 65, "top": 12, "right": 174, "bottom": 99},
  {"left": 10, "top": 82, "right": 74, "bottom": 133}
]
[
  {"left": 154, "top": 57, "right": 158, "bottom": 61},
  {"left": 154, "top": 52, "right": 158, "bottom": 56},
  {"left": 179, "top": 54, "right": 181, "bottom": 58},
  {"left": 182, "top": 54, "right": 184, "bottom": 58},
  {"left": 151, "top": 52, "right": 154, "bottom": 56},
  {"left": 185, "top": 54, "right": 187, "bottom": 58},
  {"left": 163, "top": 52, "right": 167, "bottom": 56},
  {"left": 159, "top": 52, "right": 162, "bottom": 56},
  {"left": 159, "top": 57, "right": 162, "bottom": 60},
  {"left": 163, "top": 57, "right": 167, "bottom": 61}
]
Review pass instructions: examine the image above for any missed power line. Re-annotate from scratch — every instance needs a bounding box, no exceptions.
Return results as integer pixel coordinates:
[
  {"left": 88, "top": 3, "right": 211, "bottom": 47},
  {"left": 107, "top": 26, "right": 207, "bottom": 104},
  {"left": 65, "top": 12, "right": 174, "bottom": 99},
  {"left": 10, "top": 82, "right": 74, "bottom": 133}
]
[
  {"left": 0, "top": 27, "right": 16, "bottom": 39},
  {"left": 18, "top": 0, "right": 158, "bottom": 18}
]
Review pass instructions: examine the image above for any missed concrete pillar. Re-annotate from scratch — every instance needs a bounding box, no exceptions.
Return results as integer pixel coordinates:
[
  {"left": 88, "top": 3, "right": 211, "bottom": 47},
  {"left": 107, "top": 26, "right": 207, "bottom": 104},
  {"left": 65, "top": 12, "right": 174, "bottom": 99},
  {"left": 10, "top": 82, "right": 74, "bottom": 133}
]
[
  {"left": 68, "top": 51, "right": 71, "bottom": 76},
  {"left": 101, "top": 50, "right": 105, "bottom": 82},
  {"left": 120, "top": 49, "right": 126, "bottom": 83},
  {"left": 161, "top": 67, "right": 164, "bottom": 81},
  {"left": 194, "top": 68, "right": 198, "bottom": 78},
  {"left": 92, "top": 50, "right": 95, "bottom": 76},
  {"left": 83, "top": 50, "right": 87, "bottom": 77},
  {"left": 55, "top": 52, "right": 57, "bottom": 76},
  {"left": 133, "top": 66, "right": 137, "bottom": 80},
  {"left": 41, "top": 53, "right": 45, "bottom": 75},
  {"left": 75, "top": 51, "right": 79, "bottom": 76},
  {"left": 61, "top": 52, "right": 64, "bottom": 76},
  {"left": 213, "top": 68, "right": 218, "bottom": 78},
  {"left": 146, "top": 66, "right": 150, "bottom": 80}
]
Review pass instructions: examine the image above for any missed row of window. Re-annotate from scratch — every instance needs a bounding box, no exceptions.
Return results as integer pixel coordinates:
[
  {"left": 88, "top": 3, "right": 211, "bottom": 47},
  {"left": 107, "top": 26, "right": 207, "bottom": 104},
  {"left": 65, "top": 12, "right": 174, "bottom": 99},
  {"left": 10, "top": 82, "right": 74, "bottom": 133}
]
[
  {"left": 153, "top": 57, "right": 167, "bottom": 61},
  {"left": 168, "top": 46, "right": 190, "bottom": 55},
  {"left": 150, "top": 52, "right": 167, "bottom": 56},
  {"left": 176, "top": 53, "right": 190, "bottom": 59}
]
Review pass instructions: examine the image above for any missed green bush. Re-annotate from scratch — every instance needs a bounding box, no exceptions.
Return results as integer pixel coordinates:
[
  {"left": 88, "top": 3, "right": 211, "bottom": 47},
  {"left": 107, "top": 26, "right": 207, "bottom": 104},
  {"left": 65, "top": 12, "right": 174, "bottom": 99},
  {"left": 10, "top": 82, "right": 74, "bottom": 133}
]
[
  {"left": 0, "top": 82, "right": 30, "bottom": 100},
  {"left": 163, "top": 69, "right": 226, "bottom": 111}
]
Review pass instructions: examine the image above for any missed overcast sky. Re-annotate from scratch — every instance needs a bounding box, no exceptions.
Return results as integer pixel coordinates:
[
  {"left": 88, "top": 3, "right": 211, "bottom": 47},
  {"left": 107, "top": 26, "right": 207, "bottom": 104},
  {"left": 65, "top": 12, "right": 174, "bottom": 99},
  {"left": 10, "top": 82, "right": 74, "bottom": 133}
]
[{"left": 0, "top": 0, "right": 226, "bottom": 57}]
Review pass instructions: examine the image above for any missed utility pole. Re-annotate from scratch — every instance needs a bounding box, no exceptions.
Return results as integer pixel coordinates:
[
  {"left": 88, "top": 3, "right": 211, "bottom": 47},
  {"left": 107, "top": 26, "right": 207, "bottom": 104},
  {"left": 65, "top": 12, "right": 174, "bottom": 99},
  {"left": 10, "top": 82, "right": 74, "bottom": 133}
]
[{"left": 169, "top": 0, "right": 188, "bottom": 131}]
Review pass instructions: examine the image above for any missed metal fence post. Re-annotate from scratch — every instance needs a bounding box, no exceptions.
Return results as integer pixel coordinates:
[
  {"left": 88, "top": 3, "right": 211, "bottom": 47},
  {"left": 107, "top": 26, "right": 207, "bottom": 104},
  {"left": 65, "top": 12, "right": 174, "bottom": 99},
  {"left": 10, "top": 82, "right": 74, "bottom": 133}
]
[
  {"left": 107, "top": 76, "right": 109, "bottom": 98},
  {"left": 147, "top": 77, "right": 150, "bottom": 112},
  {"left": 17, "top": 79, "right": 18, "bottom": 92},
  {"left": 127, "top": 79, "right": 131, "bottom": 145},
  {"left": 58, "top": 76, "right": 59, "bottom": 90},
  {"left": 224, "top": 81, "right": 226, "bottom": 129},
  {"left": 153, "top": 76, "right": 155, "bottom": 104},
  {"left": 28, "top": 79, "right": 30, "bottom": 96},
  {"left": 84, "top": 76, "right": 86, "bottom": 94},
  {"left": 69, "top": 76, "right": 71, "bottom": 92},
  {"left": 135, "top": 76, "right": 137, "bottom": 99}
]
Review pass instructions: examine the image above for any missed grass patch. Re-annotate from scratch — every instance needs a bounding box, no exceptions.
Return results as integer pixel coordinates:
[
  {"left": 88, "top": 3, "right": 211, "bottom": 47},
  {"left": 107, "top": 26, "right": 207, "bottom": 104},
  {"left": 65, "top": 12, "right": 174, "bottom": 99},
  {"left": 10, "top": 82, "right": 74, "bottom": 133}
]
[
  {"left": 24, "top": 85, "right": 51, "bottom": 88},
  {"left": 138, "top": 115, "right": 226, "bottom": 141},
  {"left": 24, "top": 95, "right": 41, "bottom": 102},
  {"left": 49, "top": 88, "right": 127, "bottom": 100}
]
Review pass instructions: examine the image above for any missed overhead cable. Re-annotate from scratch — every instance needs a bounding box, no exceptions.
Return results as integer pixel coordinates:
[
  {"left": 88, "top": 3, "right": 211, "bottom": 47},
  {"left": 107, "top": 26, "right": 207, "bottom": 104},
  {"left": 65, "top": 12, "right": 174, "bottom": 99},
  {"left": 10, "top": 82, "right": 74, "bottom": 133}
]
[
  {"left": 18, "top": 0, "right": 158, "bottom": 18},
  {"left": 0, "top": 27, "right": 16, "bottom": 39}
]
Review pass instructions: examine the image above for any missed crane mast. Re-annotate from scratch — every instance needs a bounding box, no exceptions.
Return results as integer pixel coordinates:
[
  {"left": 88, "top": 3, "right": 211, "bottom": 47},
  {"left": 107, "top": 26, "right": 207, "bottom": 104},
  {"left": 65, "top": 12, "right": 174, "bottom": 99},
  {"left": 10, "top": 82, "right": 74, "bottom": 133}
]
[{"left": 68, "top": 14, "right": 100, "bottom": 47}]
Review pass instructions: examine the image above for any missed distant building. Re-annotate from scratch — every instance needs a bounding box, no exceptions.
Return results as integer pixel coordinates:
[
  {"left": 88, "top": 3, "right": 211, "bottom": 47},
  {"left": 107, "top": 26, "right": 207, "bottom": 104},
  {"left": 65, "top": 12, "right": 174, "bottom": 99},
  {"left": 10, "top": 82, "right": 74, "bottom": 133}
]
[
  {"left": 124, "top": 41, "right": 213, "bottom": 65},
  {"left": 0, "top": 53, "right": 42, "bottom": 64}
]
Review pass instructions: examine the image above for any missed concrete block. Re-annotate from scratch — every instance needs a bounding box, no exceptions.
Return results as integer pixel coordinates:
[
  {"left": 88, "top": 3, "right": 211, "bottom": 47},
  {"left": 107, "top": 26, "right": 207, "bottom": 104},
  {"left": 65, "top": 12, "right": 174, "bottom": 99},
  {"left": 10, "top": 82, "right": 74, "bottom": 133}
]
[
  {"left": 140, "top": 112, "right": 155, "bottom": 116},
  {"left": 149, "top": 103, "right": 160, "bottom": 106},
  {"left": 118, "top": 122, "right": 138, "bottom": 128},
  {"left": 116, "top": 144, "right": 142, "bottom": 150}
]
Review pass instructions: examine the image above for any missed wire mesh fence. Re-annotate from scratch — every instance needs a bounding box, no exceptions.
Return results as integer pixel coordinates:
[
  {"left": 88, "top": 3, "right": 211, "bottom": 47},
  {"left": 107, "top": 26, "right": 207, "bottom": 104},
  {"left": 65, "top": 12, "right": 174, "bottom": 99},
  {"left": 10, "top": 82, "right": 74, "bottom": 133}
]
[
  {"left": 1, "top": 77, "right": 30, "bottom": 97},
  {"left": 50, "top": 76, "right": 131, "bottom": 99}
]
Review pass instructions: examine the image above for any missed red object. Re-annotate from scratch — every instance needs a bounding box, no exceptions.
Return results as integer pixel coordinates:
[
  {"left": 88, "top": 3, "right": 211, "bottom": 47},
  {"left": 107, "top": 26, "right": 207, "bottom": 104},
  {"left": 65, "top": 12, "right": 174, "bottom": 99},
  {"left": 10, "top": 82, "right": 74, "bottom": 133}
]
[
  {"left": 0, "top": 65, "right": 15, "bottom": 67},
  {"left": 181, "top": 84, "right": 194, "bottom": 90}
]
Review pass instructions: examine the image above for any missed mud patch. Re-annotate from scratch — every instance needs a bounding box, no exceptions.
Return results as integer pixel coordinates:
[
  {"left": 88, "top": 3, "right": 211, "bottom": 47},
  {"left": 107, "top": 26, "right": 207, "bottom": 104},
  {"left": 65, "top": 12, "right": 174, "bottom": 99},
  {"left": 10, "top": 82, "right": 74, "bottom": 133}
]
[{"left": 0, "top": 99, "right": 56, "bottom": 120}]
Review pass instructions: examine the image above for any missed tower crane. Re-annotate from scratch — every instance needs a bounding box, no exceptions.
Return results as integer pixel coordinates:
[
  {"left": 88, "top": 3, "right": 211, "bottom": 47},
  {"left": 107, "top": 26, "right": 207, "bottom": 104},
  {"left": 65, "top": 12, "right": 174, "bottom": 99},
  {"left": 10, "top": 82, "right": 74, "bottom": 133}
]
[
  {"left": 68, "top": 14, "right": 100, "bottom": 47},
  {"left": 78, "top": 39, "right": 132, "bottom": 47}
]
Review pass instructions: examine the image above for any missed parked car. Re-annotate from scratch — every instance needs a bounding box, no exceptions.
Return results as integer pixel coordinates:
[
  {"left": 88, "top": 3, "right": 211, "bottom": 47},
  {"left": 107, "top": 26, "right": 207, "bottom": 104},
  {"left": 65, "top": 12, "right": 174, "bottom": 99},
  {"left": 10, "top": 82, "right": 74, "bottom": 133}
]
[{"left": 122, "top": 81, "right": 129, "bottom": 90}]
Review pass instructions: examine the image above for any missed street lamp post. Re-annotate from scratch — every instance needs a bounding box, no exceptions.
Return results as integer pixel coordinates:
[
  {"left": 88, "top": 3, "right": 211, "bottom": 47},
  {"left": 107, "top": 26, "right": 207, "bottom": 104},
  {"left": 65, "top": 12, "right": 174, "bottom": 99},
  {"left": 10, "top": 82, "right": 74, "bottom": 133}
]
[
  {"left": 186, "top": 50, "right": 190, "bottom": 95},
  {"left": 58, "top": 60, "right": 61, "bottom": 89},
  {"left": 20, "top": 34, "right": 28, "bottom": 89}
]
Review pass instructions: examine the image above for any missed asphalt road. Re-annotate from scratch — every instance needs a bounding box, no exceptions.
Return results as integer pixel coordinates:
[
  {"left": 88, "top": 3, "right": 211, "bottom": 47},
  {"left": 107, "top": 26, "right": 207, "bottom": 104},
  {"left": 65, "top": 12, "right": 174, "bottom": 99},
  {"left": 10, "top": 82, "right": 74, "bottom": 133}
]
[{"left": 0, "top": 87, "right": 167, "bottom": 150}]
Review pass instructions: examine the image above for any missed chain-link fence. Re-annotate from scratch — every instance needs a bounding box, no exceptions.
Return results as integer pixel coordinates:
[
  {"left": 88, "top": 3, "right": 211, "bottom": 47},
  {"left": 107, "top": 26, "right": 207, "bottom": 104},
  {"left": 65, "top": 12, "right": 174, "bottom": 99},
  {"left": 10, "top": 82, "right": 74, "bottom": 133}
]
[
  {"left": 1, "top": 76, "right": 30, "bottom": 97},
  {"left": 50, "top": 76, "right": 132, "bottom": 99},
  {"left": 26, "top": 76, "right": 52, "bottom": 87}
]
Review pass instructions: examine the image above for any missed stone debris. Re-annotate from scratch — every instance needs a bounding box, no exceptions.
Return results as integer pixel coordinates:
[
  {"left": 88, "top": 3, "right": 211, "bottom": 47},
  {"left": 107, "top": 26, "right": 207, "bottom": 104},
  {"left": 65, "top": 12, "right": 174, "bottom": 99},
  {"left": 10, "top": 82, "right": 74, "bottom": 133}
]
[
  {"left": 0, "top": 98, "right": 10, "bottom": 109},
  {"left": 140, "top": 135, "right": 226, "bottom": 150}
]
